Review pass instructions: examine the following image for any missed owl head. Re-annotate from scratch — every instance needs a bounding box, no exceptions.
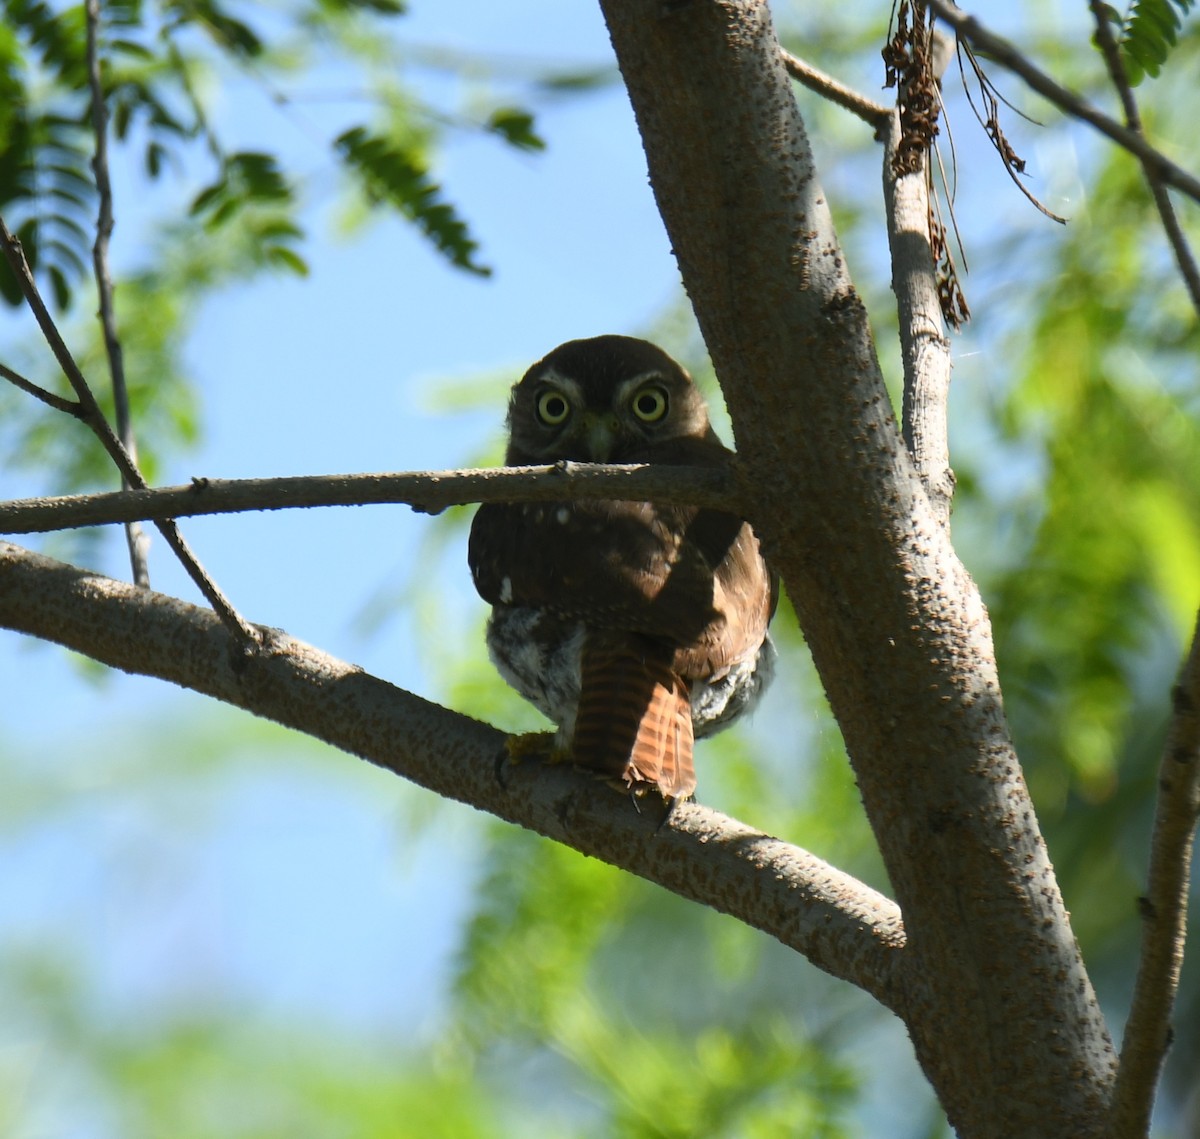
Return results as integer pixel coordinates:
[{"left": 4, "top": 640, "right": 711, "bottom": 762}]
[{"left": 503, "top": 335, "right": 713, "bottom": 464}]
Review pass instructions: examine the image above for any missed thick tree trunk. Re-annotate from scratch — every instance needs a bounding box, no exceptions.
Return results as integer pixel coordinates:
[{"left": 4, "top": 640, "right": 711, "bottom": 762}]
[{"left": 596, "top": 1, "right": 1116, "bottom": 1134}]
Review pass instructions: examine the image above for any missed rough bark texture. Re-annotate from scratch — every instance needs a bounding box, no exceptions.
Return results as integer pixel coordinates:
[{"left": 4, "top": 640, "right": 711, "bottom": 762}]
[{"left": 595, "top": 1, "right": 1116, "bottom": 1135}]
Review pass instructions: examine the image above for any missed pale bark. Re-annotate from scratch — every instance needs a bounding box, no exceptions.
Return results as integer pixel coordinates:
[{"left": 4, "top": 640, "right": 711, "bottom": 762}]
[{"left": 596, "top": 1, "right": 1115, "bottom": 1134}]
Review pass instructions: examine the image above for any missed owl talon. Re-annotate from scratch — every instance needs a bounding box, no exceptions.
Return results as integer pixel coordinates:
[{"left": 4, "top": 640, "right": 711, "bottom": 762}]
[
  {"left": 581, "top": 768, "right": 683, "bottom": 821},
  {"left": 504, "top": 731, "right": 556, "bottom": 761},
  {"left": 495, "top": 731, "right": 565, "bottom": 786},
  {"left": 618, "top": 775, "right": 684, "bottom": 827},
  {"left": 657, "top": 794, "right": 682, "bottom": 831}
]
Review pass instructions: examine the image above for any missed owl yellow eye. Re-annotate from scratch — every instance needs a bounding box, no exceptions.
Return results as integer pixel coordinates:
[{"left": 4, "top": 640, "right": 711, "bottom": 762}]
[
  {"left": 536, "top": 389, "right": 571, "bottom": 425},
  {"left": 631, "top": 385, "right": 668, "bottom": 422}
]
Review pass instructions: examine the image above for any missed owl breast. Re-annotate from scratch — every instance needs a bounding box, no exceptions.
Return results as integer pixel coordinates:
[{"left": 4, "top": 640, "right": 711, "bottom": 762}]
[{"left": 485, "top": 605, "right": 776, "bottom": 746}]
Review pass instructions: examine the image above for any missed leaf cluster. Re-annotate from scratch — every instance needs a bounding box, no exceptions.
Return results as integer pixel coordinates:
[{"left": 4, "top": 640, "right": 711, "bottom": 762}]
[
  {"left": 335, "top": 124, "right": 488, "bottom": 276},
  {"left": 0, "top": 0, "right": 549, "bottom": 310},
  {"left": 1100, "top": 0, "right": 1198, "bottom": 82},
  {"left": 450, "top": 827, "right": 859, "bottom": 1139}
]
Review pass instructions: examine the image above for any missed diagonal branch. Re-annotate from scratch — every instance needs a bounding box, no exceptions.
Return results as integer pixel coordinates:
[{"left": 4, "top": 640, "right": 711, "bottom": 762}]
[
  {"left": 85, "top": 0, "right": 150, "bottom": 586},
  {"left": 1108, "top": 611, "right": 1200, "bottom": 1139},
  {"left": 780, "top": 48, "right": 890, "bottom": 129},
  {"left": 0, "top": 537, "right": 907, "bottom": 1008},
  {"left": 0, "top": 217, "right": 258, "bottom": 648},
  {"left": 0, "top": 464, "right": 739, "bottom": 534},
  {"left": 1087, "top": 0, "right": 1200, "bottom": 320},
  {"left": 926, "top": 0, "right": 1200, "bottom": 206},
  {"left": 0, "top": 360, "right": 80, "bottom": 416}
]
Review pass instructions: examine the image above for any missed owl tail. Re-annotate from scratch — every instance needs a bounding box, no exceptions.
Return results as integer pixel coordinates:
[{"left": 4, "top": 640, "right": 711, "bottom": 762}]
[{"left": 572, "top": 633, "right": 696, "bottom": 800}]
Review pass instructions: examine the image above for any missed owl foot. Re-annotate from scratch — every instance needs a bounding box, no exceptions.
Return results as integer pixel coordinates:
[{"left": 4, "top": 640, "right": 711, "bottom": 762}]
[
  {"left": 494, "top": 731, "right": 562, "bottom": 788},
  {"left": 582, "top": 766, "right": 687, "bottom": 825},
  {"left": 625, "top": 779, "right": 687, "bottom": 829}
]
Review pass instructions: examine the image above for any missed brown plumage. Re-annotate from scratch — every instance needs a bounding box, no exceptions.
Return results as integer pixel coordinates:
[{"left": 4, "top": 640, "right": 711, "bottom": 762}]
[
  {"left": 573, "top": 632, "right": 695, "bottom": 796},
  {"left": 468, "top": 335, "right": 776, "bottom": 799}
]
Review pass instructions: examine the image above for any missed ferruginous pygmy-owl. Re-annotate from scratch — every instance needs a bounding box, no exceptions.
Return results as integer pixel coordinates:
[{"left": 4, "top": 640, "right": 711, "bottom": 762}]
[{"left": 467, "top": 335, "right": 776, "bottom": 800}]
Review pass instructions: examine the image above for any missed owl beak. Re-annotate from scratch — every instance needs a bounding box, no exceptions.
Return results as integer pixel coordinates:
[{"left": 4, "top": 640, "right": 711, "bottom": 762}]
[{"left": 582, "top": 412, "right": 620, "bottom": 462}]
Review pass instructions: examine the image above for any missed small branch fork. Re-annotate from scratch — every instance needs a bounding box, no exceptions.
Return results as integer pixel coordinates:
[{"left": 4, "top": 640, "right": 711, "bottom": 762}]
[
  {"left": 1108, "top": 613, "right": 1200, "bottom": 1138},
  {"left": 780, "top": 49, "right": 890, "bottom": 129},
  {"left": 85, "top": 0, "right": 150, "bottom": 585},
  {"left": 783, "top": 23, "right": 956, "bottom": 526},
  {"left": 925, "top": 0, "right": 1200, "bottom": 207},
  {"left": 1087, "top": 0, "right": 1200, "bottom": 321},
  {"left": 0, "top": 218, "right": 258, "bottom": 649}
]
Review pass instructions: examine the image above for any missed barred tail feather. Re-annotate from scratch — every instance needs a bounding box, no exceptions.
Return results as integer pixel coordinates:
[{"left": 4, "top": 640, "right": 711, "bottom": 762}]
[{"left": 572, "top": 633, "right": 696, "bottom": 799}]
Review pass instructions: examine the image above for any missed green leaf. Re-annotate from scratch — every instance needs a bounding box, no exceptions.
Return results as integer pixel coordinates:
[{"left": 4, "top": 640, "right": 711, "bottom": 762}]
[
  {"left": 145, "top": 139, "right": 165, "bottom": 177},
  {"left": 0, "top": 258, "right": 22, "bottom": 303},
  {"left": 164, "top": 0, "right": 263, "bottom": 58},
  {"left": 264, "top": 244, "right": 308, "bottom": 276},
  {"left": 188, "top": 178, "right": 226, "bottom": 215},
  {"left": 334, "top": 125, "right": 490, "bottom": 276},
  {"left": 535, "top": 65, "right": 619, "bottom": 92},
  {"left": 47, "top": 261, "right": 69, "bottom": 308},
  {"left": 108, "top": 36, "right": 153, "bottom": 60},
  {"left": 486, "top": 107, "right": 545, "bottom": 153},
  {"left": 0, "top": 104, "right": 95, "bottom": 307},
  {"left": 1119, "top": 0, "right": 1196, "bottom": 82},
  {"left": 339, "top": 0, "right": 406, "bottom": 12}
]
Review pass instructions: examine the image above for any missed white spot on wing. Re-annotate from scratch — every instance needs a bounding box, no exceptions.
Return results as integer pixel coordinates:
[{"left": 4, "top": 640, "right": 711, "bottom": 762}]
[
  {"left": 499, "top": 576, "right": 513, "bottom": 603},
  {"left": 556, "top": 507, "right": 570, "bottom": 524}
]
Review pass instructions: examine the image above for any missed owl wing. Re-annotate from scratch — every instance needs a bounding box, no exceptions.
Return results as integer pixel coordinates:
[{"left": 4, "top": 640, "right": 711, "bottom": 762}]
[{"left": 468, "top": 496, "right": 774, "bottom": 679}]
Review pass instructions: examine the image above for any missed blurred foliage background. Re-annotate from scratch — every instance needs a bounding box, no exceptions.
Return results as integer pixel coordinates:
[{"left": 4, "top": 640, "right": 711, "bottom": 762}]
[{"left": 1, "top": 0, "right": 1199, "bottom": 1136}]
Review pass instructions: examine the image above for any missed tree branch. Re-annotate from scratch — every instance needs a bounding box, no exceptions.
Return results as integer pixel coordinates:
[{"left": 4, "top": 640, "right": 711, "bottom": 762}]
[
  {"left": 0, "top": 216, "right": 258, "bottom": 648},
  {"left": 780, "top": 48, "right": 890, "bottom": 129},
  {"left": 0, "top": 537, "right": 907, "bottom": 1007},
  {"left": 1087, "top": 0, "right": 1200, "bottom": 321},
  {"left": 882, "top": 108, "right": 954, "bottom": 527},
  {"left": 86, "top": 0, "right": 150, "bottom": 586},
  {"left": 927, "top": 0, "right": 1200, "bottom": 206},
  {"left": 0, "top": 463, "right": 738, "bottom": 534},
  {"left": 0, "top": 360, "right": 81, "bottom": 416},
  {"left": 1108, "top": 611, "right": 1200, "bottom": 1139}
]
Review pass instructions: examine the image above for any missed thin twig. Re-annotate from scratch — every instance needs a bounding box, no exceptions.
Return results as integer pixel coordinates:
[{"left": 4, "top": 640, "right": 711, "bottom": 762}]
[
  {"left": 780, "top": 49, "right": 890, "bottom": 130},
  {"left": 1, "top": 217, "right": 148, "bottom": 489},
  {"left": 85, "top": 0, "right": 150, "bottom": 585},
  {"left": 1088, "top": 0, "right": 1200, "bottom": 320},
  {"left": 0, "top": 361, "right": 81, "bottom": 416},
  {"left": 163, "top": 30, "right": 223, "bottom": 162},
  {"left": 0, "top": 463, "right": 739, "bottom": 534},
  {"left": 926, "top": 0, "right": 1200, "bottom": 206},
  {"left": 881, "top": 109, "right": 954, "bottom": 526},
  {"left": 1108, "top": 612, "right": 1200, "bottom": 1139},
  {"left": 0, "top": 216, "right": 259, "bottom": 649},
  {"left": 954, "top": 41, "right": 1067, "bottom": 225}
]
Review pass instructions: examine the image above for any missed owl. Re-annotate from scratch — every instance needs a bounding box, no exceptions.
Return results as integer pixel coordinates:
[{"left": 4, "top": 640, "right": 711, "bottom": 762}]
[{"left": 467, "top": 335, "right": 776, "bottom": 800}]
